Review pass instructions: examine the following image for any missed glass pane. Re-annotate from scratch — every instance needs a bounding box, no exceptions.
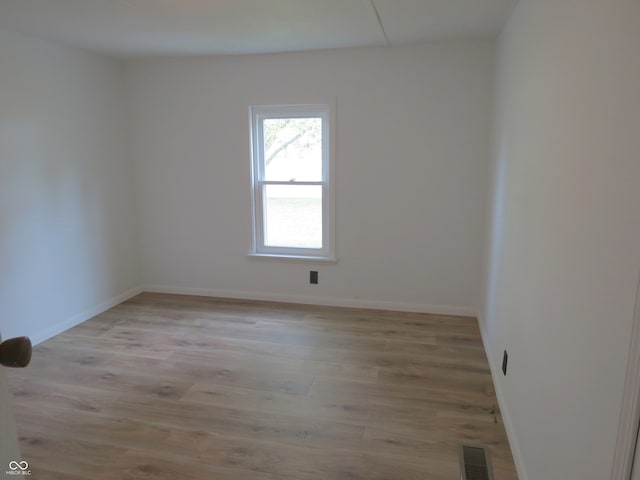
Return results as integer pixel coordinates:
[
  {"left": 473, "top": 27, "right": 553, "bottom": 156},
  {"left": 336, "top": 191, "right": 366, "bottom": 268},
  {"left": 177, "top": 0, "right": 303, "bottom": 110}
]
[
  {"left": 263, "top": 117, "right": 322, "bottom": 181},
  {"left": 264, "top": 185, "right": 322, "bottom": 248}
]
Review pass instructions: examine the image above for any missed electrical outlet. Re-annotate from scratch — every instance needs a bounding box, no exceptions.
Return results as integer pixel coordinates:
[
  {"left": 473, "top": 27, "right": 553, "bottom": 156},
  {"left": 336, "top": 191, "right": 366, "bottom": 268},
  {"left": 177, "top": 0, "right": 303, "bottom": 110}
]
[
  {"left": 310, "top": 271, "right": 318, "bottom": 284},
  {"left": 502, "top": 350, "right": 508, "bottom": 375}
]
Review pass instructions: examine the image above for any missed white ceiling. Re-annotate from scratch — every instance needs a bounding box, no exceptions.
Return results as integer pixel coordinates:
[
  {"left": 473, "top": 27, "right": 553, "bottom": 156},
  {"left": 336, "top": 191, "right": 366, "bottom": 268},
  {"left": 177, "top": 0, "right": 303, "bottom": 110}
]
[{"left": 0, "top": 0, "right": 518, "bottom": 58}]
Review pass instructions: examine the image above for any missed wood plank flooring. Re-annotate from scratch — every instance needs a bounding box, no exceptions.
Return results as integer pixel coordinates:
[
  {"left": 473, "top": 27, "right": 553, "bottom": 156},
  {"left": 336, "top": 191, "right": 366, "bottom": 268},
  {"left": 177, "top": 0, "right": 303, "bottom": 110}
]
[{"left": 7, "top": 293, "right": 518, "bottom": 479}]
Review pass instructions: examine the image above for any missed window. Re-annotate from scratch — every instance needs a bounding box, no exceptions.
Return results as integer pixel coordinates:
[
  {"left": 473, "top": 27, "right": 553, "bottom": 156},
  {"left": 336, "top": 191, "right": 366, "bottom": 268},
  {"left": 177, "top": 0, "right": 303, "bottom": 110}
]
[{"left": 249, "top": 103, "right": 334, "bottom": 260}]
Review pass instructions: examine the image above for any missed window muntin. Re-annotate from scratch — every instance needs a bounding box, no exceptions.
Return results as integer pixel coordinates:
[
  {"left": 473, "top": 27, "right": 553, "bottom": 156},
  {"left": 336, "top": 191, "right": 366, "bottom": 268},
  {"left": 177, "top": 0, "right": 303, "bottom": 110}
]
[{"left": 250, "top": 104, "right": 333, "bottom": 259}]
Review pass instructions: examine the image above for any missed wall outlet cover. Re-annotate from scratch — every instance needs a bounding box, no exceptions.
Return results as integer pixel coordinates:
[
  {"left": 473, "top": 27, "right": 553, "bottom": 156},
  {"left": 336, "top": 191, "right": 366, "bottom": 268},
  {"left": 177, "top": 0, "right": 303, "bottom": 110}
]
[{"left": 502, "top": 350, "right": 508, "bottom": 375}]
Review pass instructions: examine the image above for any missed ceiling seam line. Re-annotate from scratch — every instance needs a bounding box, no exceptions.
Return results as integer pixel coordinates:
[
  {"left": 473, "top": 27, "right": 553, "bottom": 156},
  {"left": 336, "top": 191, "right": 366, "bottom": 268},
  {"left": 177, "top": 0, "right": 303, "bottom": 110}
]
[{"left": 368, "top": 0, "right": 390, "bottom": 47}]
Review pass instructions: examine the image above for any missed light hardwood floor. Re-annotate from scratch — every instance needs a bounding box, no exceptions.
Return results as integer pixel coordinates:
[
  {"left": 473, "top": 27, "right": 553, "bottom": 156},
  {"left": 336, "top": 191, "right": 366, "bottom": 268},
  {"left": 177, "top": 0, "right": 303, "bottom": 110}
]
[{"left": 7, "top": 293, "right": 518, "bottom": 479}]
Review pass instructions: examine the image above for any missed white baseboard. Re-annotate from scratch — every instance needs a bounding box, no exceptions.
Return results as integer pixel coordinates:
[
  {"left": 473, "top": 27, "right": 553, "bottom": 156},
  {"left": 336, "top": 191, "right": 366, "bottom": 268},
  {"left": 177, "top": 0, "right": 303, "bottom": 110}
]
[
  {"left": 30, "top": 286, "right": 143, "bottom": 346},
  {"left": 140, "top": 284, "right": 477, "bottom": 317},
  {"left": 27, "top": 284, "right": 476, "bottom": 347},
  {"left": 477, "top": 313, "right": 528, "bottom": 480}
]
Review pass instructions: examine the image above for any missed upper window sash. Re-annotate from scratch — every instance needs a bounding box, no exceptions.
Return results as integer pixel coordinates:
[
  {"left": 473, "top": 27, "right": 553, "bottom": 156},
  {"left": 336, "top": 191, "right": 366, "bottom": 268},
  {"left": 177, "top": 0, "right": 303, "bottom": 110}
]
[{"left": 253, "top": 105, "right": 330, "bottom": 183}]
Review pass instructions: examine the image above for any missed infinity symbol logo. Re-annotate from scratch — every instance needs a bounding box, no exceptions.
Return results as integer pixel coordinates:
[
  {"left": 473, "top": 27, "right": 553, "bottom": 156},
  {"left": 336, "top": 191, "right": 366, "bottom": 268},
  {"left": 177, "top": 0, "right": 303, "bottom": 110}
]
[{"left": 8, "top": 461, "right": 28, "bottom": 471}]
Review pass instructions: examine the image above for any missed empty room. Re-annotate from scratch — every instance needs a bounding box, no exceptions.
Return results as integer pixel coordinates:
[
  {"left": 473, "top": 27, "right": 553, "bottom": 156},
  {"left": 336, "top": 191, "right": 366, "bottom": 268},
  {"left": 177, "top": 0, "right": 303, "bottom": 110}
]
[{"left": 0, "top": 1, "right": 639, "bottom": 479}]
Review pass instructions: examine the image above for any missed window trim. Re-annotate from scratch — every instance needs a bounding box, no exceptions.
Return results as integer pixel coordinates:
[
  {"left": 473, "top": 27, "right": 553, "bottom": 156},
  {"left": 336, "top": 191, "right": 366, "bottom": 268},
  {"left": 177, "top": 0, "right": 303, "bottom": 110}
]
[{"left": 249, "top": 103, "right": 335, "bottom": 261}]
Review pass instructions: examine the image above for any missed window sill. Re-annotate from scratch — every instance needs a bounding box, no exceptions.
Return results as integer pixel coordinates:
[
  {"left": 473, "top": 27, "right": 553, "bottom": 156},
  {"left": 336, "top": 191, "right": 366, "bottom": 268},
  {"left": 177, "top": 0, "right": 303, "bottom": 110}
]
[{"left": 247, "top": 253, "right": 338, "bottom": 264}]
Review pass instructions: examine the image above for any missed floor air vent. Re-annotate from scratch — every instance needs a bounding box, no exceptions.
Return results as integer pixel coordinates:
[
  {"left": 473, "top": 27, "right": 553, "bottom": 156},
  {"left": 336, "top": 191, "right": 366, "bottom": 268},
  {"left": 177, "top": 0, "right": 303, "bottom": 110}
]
[{"left": 459, "top": 444, "right": 494, "bottom": 480}]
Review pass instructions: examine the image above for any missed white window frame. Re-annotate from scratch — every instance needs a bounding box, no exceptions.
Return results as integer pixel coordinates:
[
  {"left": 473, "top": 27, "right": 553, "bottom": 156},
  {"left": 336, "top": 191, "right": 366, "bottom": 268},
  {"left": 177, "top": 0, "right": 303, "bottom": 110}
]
[{"left": 249, "top": 103, "right": 335, "bottom": 261}]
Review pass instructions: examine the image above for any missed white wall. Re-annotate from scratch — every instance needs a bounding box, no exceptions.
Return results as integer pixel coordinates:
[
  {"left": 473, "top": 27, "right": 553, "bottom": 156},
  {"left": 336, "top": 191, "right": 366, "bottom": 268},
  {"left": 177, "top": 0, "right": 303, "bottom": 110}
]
[
  {"left": 128, "top": 42, "right": 494, "bottom": 313},
  {"left": 0, "top": 29, "right": 140, "bottom": 344},
  {"left": 482, "top": 0, "right": 640, "bottom": 478}
]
